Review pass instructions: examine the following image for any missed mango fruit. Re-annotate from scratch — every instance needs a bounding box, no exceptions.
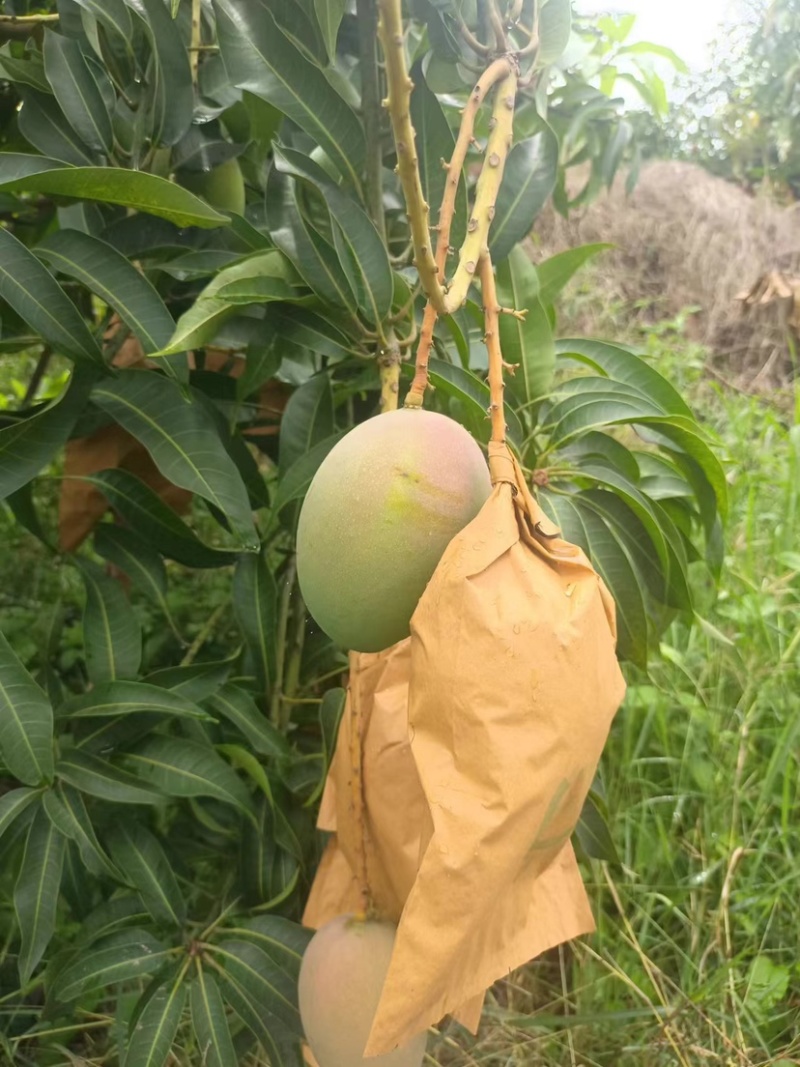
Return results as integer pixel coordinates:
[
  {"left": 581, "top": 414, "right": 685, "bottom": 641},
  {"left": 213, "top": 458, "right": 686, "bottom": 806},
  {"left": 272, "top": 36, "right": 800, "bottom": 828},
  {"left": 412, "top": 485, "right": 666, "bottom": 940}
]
[
  {"left": 298, "top": 914, "right": 427, "bottom": 1067},
  {"left": 297, "top": 409, "right": 491, "bottom": 652},
  {"left": 178, "top": 156, "right": 245, "bottom": 215}
]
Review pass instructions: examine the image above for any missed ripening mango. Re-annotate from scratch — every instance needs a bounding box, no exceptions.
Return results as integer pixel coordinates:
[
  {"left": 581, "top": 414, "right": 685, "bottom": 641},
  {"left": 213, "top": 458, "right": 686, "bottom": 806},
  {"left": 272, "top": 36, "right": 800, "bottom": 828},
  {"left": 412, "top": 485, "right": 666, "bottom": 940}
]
[
  {"left": 297, "top": 408, "right": 491, "bottom": 652},
  {"left": 298, "top": 914, "right": 427, "bottom": 1067}
]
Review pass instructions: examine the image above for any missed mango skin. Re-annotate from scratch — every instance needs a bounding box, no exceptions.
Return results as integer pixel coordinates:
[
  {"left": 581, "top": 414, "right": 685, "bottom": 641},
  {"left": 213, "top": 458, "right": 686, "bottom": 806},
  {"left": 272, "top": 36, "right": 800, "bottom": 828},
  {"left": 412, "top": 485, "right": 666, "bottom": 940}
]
[
  {"left": 298, "top": 915, "right": 427, "bottom": 1067},
  {"left": 178, "top": 157, "right": 245, "bottom": 215},
  {"left": 297, "top": 409, "right": 491, "bottom": 653}
]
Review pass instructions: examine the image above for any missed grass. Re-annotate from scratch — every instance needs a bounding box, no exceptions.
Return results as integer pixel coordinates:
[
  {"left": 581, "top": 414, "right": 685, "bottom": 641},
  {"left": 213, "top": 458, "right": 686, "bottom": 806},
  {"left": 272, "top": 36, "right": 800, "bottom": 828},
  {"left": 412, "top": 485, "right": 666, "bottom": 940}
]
[{"left": 427, "top": 313, "right": 800, "bottom": 1065}]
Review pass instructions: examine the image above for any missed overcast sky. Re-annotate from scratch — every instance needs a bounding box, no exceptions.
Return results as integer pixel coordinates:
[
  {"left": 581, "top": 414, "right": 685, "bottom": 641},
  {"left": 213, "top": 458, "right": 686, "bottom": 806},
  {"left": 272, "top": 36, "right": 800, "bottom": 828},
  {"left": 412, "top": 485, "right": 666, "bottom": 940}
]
[{"left": 575, "top": 0, "right": 736, "bottom": 69}]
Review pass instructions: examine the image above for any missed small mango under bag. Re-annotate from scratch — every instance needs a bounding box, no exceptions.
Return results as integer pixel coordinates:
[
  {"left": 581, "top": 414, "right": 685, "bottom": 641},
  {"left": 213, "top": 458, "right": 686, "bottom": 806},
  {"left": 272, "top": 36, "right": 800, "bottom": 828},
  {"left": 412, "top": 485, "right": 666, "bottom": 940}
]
[{"left": 305, "top": 440, "right": 626, "bottom": 1054}]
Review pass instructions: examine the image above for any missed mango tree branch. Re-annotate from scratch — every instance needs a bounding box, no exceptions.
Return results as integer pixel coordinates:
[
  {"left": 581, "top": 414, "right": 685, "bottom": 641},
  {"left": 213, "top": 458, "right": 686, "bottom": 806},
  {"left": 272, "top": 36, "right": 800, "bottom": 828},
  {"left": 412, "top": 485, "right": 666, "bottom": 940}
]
[{"left": 480, "top": 254, "right": 509, "bottom": 444}]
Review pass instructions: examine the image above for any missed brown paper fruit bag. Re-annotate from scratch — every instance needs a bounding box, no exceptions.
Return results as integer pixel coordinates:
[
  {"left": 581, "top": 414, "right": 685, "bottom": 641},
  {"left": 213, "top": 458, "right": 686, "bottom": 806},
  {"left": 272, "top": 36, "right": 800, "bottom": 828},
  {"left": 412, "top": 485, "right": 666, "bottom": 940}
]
[{"left": 363, "top": 443, "right": 626, "bottom": 1054}]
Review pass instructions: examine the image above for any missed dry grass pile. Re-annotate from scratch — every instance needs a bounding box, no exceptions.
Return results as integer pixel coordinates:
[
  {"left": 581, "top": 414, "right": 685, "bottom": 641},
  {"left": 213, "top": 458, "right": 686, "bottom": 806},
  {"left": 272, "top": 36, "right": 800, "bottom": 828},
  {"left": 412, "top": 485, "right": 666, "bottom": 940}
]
[{"left": 534, "top": 160, "right": 800, "bottom": 384}]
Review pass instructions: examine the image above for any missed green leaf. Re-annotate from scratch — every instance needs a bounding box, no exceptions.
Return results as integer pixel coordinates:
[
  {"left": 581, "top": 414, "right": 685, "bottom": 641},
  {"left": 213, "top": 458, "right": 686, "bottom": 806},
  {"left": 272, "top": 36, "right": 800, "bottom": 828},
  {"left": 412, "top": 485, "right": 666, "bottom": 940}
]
[
  {"left": 575, "top": 789, "right": 621, "bottom": 865},
  {"left": 85, "top": 469, "right": 238, "bottom": 569},
  {"left": 212, "top": 939, "right": 302, "bottom": 1036},
  {"left": 618, "top": 41, "right": 689, "bottom": 73},
  {"left": 214, "top": 0, "right": 364, "bottom": 188},
  {"left": 108, "top": 823, "right": 186, "bottom": 928},
  {"left": 0, "top": 156, "right": 230, "bottom": 228},
  {"left": 536, "top": 244, "right": 613, "bottom": 309},
  {"left": 135, "top": 0, "right": 194, "bottom": 149},
  {"left": 125, "top": 737, "right": 254, "bottom": 815},
  {"left": 71, "top": 0, "right": 133, "bottom": 41},
  {"left": 60, "top": 681, "right": 213, "bottom": 722},
  {"left": 43, "top": 30, "right": 113, "bottom": 154},
  {"left": 313, "top": 0, "right": 346, "bottom": 60},
  {"left": 216, "top": 954, "right": 303, "bottom": 1067},
  {"left": 54, "top": 928, "right": 171, "bottom": 1000},
  {"left": 495, "top": 247, "right": 556, "bottom": 403},
  {"left": 157, "top": 252, "right": 298, "bottom": 356},
  {"left": 0, "top": 47, "right": 51, "bottom": 93},
  {"left": 0, "top": 370, "right": 93, "bottom": 501},
  {"left": 36, "top": 230, "right": 177, "bottom": 356},
  {"left": 225, "top": 916, "right": 311, "bottom": 979},
  {"left": 279, "top": 374, "right": 334, "bottom": 472},
  {"left": 14, "top": 806, "right": 67, "bottom": 983},
  {"left": 18, "top": 87, "right": 96, "bottom": 166},
  {"left": 409, "top": 63, "right": 467, "bottom": 253},
  {"left": 232, "top": 551, "right": 278, "bottom": 699},
  {"left": 0, "top": 630, "right": 55, "bottom": 786},
  {"left": 490, "top": 128, "right": 559, "bottom": 263},
  {"left": 272, "top": 431, "right": 346, "bottom": 515},
  {"left": 191, "top": 968, "right": 237, "bottom": 1067},
  {"left": 0, "top": 228, "right": 103, "bottom": 365},
  {"left": 0, "top": 788, "right": 40, "bottom": 843},
  {"left": 537, "top": 0, "right": 573, "bottom": 67},
  {"left": 635, "top": 417, "right": 728, "bottom": 524},
  {"left": 91, "top": 372, "right": 258, "bottom": 550},
  {"left": 78, "top": 559, "right": 142, "bottom": 685},
  {"left": 146, "top": 660, "right": 233, "bottom": 703},
  {"left": 306, "top": 687, "right": 345, "bottom": 806},
  {"left": 57, "top": 750, "right": 163, "bottom": 805},
  {"left": 274, "top": 146, "right": 392, "bottom": 324},
  {"left": 42, "top": 783, "right": 120, "bottom": 880},
  {"left": 93, "top": 524, "right": 173, "bottom": 621},
  {"left": 207, "top": 685, "right": 292, "bottom": 761}
]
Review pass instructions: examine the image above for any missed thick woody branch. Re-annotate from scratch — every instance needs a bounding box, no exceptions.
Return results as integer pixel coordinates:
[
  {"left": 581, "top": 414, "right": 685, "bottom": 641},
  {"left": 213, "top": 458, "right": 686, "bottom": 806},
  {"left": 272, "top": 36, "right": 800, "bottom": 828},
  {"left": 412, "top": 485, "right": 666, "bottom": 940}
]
[{"left": 479, "top": 254, "right": 508, "bottom": 444}]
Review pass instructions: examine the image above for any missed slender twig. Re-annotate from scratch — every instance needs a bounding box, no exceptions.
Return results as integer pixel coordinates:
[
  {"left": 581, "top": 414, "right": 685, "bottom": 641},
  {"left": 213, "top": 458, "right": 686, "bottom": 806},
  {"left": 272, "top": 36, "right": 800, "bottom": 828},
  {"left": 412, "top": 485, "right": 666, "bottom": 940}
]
[
  {"left": 180, "top": 599, "right": 230, "bottom": 667},
  {"left": 480, "top": 255, "right": 508, "bottom": 444},
  {"left": 378, "top": 329, "right": 402, "bottom": 412},
  {"left": 486, "top": 0, "right": 507, "bottom": 51},
  {"left": 457, "top": 14, "right": 492, "bottom": 56},
  {"left": 190, "top": 0, "right": 202, "bottom": 88},
  {"left": 357, "top": 0, "right": 386, "bottom": 236},
  {"left": 22, "top": 347, "right": 52, "bottom": 407}
]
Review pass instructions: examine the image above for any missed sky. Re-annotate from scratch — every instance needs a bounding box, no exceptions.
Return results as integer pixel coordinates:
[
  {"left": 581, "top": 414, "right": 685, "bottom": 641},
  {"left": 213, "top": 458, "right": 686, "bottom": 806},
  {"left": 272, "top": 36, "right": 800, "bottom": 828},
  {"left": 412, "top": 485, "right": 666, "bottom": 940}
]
[{"left": 575, "top": 0, "right": 735, "bottom": 70}]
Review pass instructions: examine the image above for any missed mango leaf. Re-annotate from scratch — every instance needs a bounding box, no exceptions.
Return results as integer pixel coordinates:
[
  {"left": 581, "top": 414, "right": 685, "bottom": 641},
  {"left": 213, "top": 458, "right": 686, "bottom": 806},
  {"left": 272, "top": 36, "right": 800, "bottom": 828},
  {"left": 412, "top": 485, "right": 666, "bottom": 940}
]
[
  {"left": 124, "top": 737, "right": 254, "bottom": 816},
  {"left": 191, "top": 968, "right": 237, "bottom": 1067},
  {"left": 60, "top": 681, "right": 212, "bottom": 722},
  {"left": 536, "top": 244, "right": 613, "bottom": 309},
  {"left": 0, "top": 788, "right": 41, "bottom": 843},
  {"left": 17, "top": 87, "right": 96, "bottom": 166},
  {"left": 146, "top": 660, "right": 233, "bottom": 704},
  {"left": 0, "top": 156, "right": 229, "bottom": 228},
  {"left": 77, "top": 559, "right": 142, "bottom": 685},
  {"left": 54, "top": 928, "right": 171, "bottom": 1000},
  {"left": 537, "top": 0, "right": 573, "bottom": 67},
  {"left": 207, "top": 685, "right": 292, "bottom": 761},
  {"left": 214, "top": 0, "right": 364, "bottom": 188},
  {"left": 224, "top": 916, "right": 311, "bottom": 979},
  {"left": 216, "top": 954, "right": 303, "bottom": 1067},
  {"left": 274, "top": 146, "right": 392, "bottom": 324},
  {"left": 93, "top": 524, "right": 174, "bottom": 623},
  {"left": 71, "top": 0, "right": 133, "bottom": 40},
  {"left": 91, "top": 372, "right": 258, "bottom": 550},
  {"left": 0, "top": 47, "right": 51, "bottom": 93},
  {"left": 305, "top": 687, "right": 345, "bottom": 806},
  {"left": 0, "top": 228, "right": 103, "bottom": 365},
  {"left": 211, "top": 939, "right": 302, "bottom": 1035},
  {"left": 272, "top": 432, "right": 346, "bottom": 515},
  {"left": 496, "top": 246, "right": 556, "bottom": 404},
  {"left": 232, "top": 551, "right": 279, "bottom": 698},
  {"left": 56, "top": 750, "right": 163, "bottom": 805},
  {"left": 14, "top": 806, "right": 66, "bottom": 983},
  {"left": 575, "top": 789, "right": 620, "bottom": 865},
  {"left": 124, "top": 973, "right": 187, "bottom": 1067},
  {"left": 42, "top": 782, "right": 120, "bottom": 880},
  {"left": 36, "top": 230, "right": 177, "bottom": 356},
  {"left": 0, "top": 630, "right": 55, "bottom": 786},
  {"left": 490, "top": 128, "right": 559, "bottom": 263},
  {"left": 108, "top": 823, "right": 186, "bottom": 928},
  {"left": 134, "top": 0, "right": 194, "bottom": 148},
  {"left": 85, "top": 469, "right": 238, "bottom": 569},
  {"left": 43, "top": 30, "right": 113, "bottom": 154},
  {"left": 278, "top": 374, "right": 335, "bottom": 472}
]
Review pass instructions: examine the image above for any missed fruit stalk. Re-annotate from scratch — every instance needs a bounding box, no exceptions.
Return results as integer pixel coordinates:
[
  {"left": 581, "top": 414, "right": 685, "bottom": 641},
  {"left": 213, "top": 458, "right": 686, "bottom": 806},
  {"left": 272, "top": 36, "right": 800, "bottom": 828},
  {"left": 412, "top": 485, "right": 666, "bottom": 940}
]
[{"left": 479, "top": 254, "right": 508, "bottom": 445}]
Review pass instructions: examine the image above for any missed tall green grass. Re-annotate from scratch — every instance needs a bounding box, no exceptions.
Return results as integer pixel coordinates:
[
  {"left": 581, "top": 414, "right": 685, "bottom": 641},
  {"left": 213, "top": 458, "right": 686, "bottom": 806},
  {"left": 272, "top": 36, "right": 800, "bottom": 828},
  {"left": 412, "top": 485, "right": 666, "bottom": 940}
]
[{"left": 430, "top": 323, "right": 799, "bottom": 1066}]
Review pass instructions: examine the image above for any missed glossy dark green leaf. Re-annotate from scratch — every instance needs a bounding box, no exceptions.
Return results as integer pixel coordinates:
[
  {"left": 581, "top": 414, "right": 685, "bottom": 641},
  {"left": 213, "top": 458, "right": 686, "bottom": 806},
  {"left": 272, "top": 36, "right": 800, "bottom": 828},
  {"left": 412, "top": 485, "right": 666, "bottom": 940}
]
[
  {"left": 536, "top": 244, "right": 613, "bottom": 309},
  {"left": 78, "top": 559, "right": 142, "bottom": 684},
  {"left": 0, "top": 371, "right": 94, "bottom": 501},
  {"left": 634, "top": 417, "right": 728, "bottom": 523},
  {"left": 14, "top": 806, "right": 66, "bottom": 983},
  {"left": 125, "top": 973, "right": 187, "bottom": 1067},
  {"left": 191, "top": 968, "right": 237, "bottom": 1067},
  {"left": 0, "top": 156, "right": 230, "bottom": 228},
  {"left": 216, "top": 955, "right": 303, "bottom": 1067},
  {"left": 109, "top": 822, "right": 186, "bottom": 928},
  {"left": 57, "top": 749, "right": 163, "bottom": 805},
  {"left": 42, "top": 782, "right": 119, "bottom": 880},
  {"left": 278, "top": 374, "right": 334, "bottom": 472},
  {"left": 537, "top": 0, "right": 573, "bottom": 67},
  {"left": 146, "top": 660, "right": 233, "bottom": 703},
  {"left": 85, "top": 469, "right": 238, "bottom": 569},
  {"left": 232, "top": 551, "right": 278, "bottom": 697},
  {"left": 266, "top": 307, "right": 355, "bottom": 364},
  {"left": 61, "top": 680, "right": 212, "bottom": 722},
  {"left": 0, "top": 630, "right": 54, "bottom": 786},
  {"left": 272, "top": 431, "right": 346, "bottom": 515},
  {"left": 274, "top": 146, "right": 392, "bottom": 324},
  {"left": 409, "top": 63, "right": 467, "bottom": 253},
  {"left": 412, "top": 357, "right": 524, "bottom": 448},
  {"left": 496, "top": 246, "right": 556, "bottom": 404},
  {"left": 91, "top": 372, "right": 258, "bottom": 549},
  {"left": 575, "top": 789, "right": 620, "bottom": 865},
  {"left": 208, "top": 685, "right": 291, "bottom": 761},
  {"left": 43, "top": 30, "right": 113, "bottom": 153},
  {"left": 0, "top": 788, "right": 40, "bottom": 843},
  {"left": 135, "top": 0, "right": 194, "bottom": 148},
  {"left": 125, "top": 737, "right": 253, "bottom": 815},
  {"left": 54, "top": 928, "right": 171, "bottom": 1000},
  {"left": 18, "top": 87, "right": 96, "bottom": 165},
  {"left": 224, "top": 916, "right": 311, "bottom": 979},
  {"left": 0, "top": 228, "right": 103, "bottom": 365},
  {"left": 93, "top": 524, "right": 171, "bottom": 616},
  {"left": 37, "top": 230, "right": 177, "bottom": 356},
  {"left": 71, "top": 0, "right": 133, "bottom": 40},
  {"left": 490, "top": 128, "right": 559, "bottom": 263},
  {"left": 214, "top": 0, "right": 364, "bottom": 187},
  {"left": 560, "top": 430, "right": 641, "bottom": 482},
  {"left": 212, "top": 939, "right": 302, "bottom": 1035},
  {"left": 0, "top": 47, "right": 51, "bottom": 92}
]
